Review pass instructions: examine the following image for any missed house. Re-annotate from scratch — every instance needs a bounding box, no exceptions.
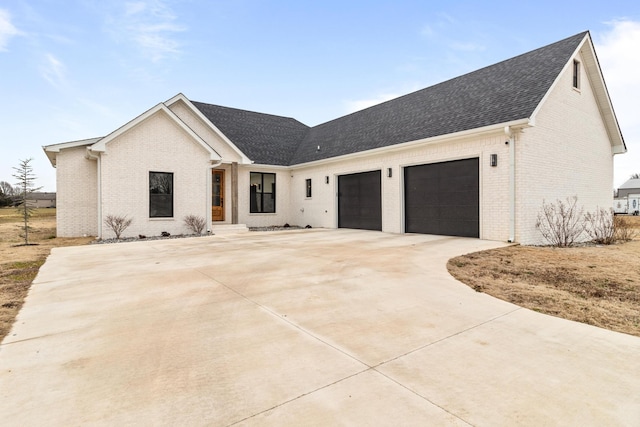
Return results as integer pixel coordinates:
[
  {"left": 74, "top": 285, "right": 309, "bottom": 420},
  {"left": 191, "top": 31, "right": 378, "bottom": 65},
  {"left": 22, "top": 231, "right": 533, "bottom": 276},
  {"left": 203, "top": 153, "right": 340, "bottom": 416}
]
[
  {"left": 43, "top": 31, "right": 626, "bottom": 245},
  {"left": 617, "top": 178, "right": 640, "bottom": 198},
  {"left": 27, "top": 192, "right": 56, "bottom": 208}
]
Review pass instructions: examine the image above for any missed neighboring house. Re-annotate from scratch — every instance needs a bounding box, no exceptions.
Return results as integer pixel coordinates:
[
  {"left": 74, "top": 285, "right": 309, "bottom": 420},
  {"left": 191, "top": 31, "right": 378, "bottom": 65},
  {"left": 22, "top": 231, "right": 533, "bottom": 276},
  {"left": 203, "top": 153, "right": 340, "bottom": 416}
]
[
  {"left": 43, "top": 31, "right": 626, "bottom": 245},
  {"left": 27, "top": 192, "right": 56, "bottom": 208},
  {"left": 617, "top": 178, "right": 640, "bottom": 198}
]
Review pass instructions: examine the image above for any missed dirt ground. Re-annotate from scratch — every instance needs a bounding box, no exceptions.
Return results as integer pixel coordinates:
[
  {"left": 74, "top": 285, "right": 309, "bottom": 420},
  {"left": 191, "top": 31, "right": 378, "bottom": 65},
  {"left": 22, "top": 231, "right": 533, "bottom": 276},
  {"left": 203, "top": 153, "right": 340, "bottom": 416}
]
[
  {"left": 448, "top": 216, "right": 640, "bottom": 337},
  {"left": 0, "top": 208, "right": 92, "bottom": 340}
]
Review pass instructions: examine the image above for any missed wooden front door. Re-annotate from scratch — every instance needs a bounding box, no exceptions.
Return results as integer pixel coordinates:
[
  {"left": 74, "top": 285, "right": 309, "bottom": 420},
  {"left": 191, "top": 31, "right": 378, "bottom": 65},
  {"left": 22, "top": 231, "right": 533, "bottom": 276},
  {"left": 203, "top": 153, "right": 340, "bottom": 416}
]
[{"left": 212, "top": 170, "right": 225, "bottom": 221}]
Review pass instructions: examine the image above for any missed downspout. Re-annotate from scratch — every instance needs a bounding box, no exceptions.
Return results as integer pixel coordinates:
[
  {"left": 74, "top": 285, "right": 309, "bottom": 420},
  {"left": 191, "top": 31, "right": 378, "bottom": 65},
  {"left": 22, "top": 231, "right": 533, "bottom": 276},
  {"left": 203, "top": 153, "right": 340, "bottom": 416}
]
[
  {"left": 506, "top": 126, "right": 515, "bottom": 243},
  {"left": 85, "top": 148, "right": 102, "bottom": 239},
  {"left": 207, "top": 160, "right": 223, "bottom": 233}
]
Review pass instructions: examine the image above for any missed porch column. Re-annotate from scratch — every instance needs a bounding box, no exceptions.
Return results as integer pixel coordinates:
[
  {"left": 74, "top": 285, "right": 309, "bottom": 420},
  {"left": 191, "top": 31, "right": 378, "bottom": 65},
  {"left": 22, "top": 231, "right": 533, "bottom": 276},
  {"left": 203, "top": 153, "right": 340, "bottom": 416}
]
[{"left": 231, "top": 162, "right": 239, "bottom": 224}]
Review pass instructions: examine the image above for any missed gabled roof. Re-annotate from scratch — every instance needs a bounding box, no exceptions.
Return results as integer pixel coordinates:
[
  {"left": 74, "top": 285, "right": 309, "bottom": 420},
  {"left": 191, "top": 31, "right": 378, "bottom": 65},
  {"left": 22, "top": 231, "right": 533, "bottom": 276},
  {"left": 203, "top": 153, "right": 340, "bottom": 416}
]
[
  {"left": 291, "top": 32, "right": 590, "bottom": 164},
  {"left": 191, "top": 102, "right": 309, "bottom": 166},
  {"left": 46, "top": 31, "right": 625, "bottom": 168},
  {"left": 619, "top": 178, "right": 640, "bottom": 189},
  {"left": 191, "top": 31, "right": 619, "bottom": 166},
  {"left": 27, "top": 192, "right": 56, "bottom": 201},
  {"left": 90, "top": 103, "right": 222, "bottom": 162}
]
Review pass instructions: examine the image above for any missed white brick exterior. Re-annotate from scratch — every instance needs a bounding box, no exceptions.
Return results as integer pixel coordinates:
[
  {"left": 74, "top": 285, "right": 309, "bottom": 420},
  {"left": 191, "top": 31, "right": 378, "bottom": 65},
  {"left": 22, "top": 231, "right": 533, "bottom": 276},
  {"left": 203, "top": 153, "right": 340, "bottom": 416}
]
[
  {"left": 55, "top": 146, "right": 98, "bottom": 237},
  {"left": 98, "top": 110, "right": 212, "bottom": 239},
  {"left": 45, "top": 43, "right": 620, "bottom": 244},
  {"left": 288, "top": 132, "right": 511, "bottom": 241},
  {"left": 515, "top": 50, "right": 615, "bottom": 244}
]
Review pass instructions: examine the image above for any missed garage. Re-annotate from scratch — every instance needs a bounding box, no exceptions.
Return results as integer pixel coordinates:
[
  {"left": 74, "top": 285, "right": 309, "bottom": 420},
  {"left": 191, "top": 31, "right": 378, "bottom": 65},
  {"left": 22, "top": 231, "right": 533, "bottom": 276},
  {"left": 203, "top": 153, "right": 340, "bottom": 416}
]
[
  {"left": 338, "top": 170, "right": 382, "bottom": 231},
  {"left": 404, "top": 158, "right": 479, "bottom": 238}
]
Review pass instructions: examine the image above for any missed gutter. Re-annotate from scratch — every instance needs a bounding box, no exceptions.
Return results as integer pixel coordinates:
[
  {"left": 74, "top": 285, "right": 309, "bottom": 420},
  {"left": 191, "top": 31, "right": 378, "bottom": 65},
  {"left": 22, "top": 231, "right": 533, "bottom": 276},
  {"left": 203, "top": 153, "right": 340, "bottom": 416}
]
[
  {"left": 506, "top": 126, "right": 516, "bottom": 243},
  {"left": 85, "top": 148, "right": 102, "bottom": 239}
]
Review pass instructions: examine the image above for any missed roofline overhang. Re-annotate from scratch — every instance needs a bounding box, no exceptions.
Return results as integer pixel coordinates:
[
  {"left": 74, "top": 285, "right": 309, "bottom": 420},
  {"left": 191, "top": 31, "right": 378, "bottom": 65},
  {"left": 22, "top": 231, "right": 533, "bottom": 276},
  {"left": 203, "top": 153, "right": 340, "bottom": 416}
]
[
  {"left": 529, "top": 32, "right": 626, "bottom": 154},
  {"left": 42, "top": 137, "right": 103, "bottom": 167},
  {"left": 89, "top": 102, "right": 222, "bottom": 162},
  {"left": 289, "top": 118, "right": 532, "bottom": 170},
  {"left": 164, "top": 93, "right": 253, "bottom": 165},
  {"left": 238, "top": 163, "right": 289, "bottom": 170}
]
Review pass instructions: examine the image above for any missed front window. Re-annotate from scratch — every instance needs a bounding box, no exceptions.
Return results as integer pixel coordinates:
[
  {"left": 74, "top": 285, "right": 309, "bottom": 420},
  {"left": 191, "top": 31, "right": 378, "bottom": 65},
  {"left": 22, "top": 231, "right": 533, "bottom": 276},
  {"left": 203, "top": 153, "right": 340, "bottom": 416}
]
[
  {"left": 149, "top": 172, "right": 173, "bottom": 217},
  {"left": 250, "top": 172, "right": 276, "bottom": 213},
  {"left": 572, "top": 60, "right": 580, "bottom": 89}
]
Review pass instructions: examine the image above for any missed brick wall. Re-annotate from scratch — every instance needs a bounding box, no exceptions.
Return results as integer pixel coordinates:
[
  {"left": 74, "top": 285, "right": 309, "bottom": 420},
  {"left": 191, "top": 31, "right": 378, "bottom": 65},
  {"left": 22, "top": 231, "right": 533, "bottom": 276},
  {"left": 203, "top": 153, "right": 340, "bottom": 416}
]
[
  {"left": 287, "top": 132, "right": 511, "bottom": 241},
  {"left": 99, "top": 110, "right": 212, "bottom": 239},
  {"left": 55, "top": 146, "right": 98, "bottom": 237},
  {"left": 516, "top": 49, "right": 614, "bottom": 244}
]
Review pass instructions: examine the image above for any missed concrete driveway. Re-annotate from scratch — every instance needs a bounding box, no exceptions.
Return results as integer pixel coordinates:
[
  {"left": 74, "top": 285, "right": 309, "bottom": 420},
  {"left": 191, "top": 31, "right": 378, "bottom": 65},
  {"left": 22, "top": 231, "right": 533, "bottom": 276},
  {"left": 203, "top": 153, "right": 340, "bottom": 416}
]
[{"left": 1, "top": 229, "right": 639, "bottom": 426}]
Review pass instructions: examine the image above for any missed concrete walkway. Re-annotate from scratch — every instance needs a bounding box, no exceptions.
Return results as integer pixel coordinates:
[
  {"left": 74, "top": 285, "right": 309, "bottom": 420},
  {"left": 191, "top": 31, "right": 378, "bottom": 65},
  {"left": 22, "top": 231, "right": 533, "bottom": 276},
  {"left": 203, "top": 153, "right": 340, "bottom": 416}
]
[{"left": 1, "top": 229, "right": 639, "bottom": 426}]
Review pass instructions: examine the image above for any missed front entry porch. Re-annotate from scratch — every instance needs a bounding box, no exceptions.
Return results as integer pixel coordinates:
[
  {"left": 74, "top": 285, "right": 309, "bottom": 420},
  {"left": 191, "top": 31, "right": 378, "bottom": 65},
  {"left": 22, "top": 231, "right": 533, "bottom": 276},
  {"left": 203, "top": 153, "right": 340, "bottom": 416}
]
[
  {"left": 210, "top": 223, "right": 249, "bottom": 234},
  {"left": 209, "top": 163, "right": 246, "bottom": 234}
]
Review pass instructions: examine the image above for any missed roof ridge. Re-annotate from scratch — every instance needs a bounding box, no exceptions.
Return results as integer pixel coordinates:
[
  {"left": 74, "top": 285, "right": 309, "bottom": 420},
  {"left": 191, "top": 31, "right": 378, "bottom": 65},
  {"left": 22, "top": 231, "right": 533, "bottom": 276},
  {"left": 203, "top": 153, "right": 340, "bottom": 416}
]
[
  {"left": 310, "top": 31, "right": 589, "bottom": 130},
  {"left": 191, "top": 101, "right": 309, "bottom": 126}
]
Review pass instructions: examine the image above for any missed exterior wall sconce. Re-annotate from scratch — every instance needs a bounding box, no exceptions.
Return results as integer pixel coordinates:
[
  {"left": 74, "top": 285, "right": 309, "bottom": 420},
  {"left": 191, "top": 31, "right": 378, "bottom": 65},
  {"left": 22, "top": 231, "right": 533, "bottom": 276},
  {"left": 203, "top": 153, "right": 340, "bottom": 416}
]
[
  {"left": 325, "top": 176, "right": 329, "bottom": 184},
  {"left": 387, "top": 168, "right": 393, "bottom": 178},
  {"left": 490, "top": 154, "right": 498, "bottom": 167}
]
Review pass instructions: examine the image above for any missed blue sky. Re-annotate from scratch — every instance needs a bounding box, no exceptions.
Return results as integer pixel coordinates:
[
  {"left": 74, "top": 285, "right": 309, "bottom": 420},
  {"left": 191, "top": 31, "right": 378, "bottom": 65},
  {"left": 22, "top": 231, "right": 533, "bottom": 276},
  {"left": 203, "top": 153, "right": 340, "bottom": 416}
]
[{"left": 1, "top": 0, "right": 639, "bottom": 191}]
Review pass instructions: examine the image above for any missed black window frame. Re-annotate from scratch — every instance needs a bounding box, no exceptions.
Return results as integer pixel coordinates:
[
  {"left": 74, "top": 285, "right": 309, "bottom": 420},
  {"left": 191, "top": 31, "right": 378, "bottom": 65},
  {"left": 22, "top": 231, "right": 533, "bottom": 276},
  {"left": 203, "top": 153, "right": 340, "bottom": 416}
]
[
  {"left": 149, "top": 171, "right": 174, "bottom": 218},
  {"left": 250, "top": 172, "right": 276, "bottom": 213},
  {"left": 306, "top": 178, "right": 312, "bottom": 198},
  {"left": 572, "top": 60, "right": 580, "bottom": 89}
]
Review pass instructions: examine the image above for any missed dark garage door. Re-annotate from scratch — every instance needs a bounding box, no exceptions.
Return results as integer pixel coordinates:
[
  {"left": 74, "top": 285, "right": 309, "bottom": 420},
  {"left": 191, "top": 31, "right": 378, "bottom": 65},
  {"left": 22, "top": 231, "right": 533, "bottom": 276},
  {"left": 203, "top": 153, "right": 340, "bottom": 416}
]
[
  {"left": 404, "top": 158, "right": 479, "bottom": 237},
  {"left": 338, "top": 170, "right": 382, "bottom": 231}
]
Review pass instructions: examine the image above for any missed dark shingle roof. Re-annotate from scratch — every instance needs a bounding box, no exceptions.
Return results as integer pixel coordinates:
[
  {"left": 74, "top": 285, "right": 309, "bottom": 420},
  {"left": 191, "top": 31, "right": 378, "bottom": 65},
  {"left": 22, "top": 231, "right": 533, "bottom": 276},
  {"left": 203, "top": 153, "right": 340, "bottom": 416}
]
[
  {"left": 193, "top": 32, "right": 587, "bottom": 166},
  {"left": 191, "top": 102, "right": 309, "bottom": 166}
]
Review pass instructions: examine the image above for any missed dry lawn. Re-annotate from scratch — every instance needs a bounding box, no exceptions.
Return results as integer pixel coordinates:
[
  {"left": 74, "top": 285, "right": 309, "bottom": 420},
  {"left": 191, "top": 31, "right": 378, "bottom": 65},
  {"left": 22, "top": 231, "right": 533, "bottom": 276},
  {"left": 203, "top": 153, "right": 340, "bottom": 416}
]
[
  {"left": 0, "top": 208, "right": 92, "bottom": 341},
  {"left": 448, "top": 216, "right": 640, "bottom": 337}
]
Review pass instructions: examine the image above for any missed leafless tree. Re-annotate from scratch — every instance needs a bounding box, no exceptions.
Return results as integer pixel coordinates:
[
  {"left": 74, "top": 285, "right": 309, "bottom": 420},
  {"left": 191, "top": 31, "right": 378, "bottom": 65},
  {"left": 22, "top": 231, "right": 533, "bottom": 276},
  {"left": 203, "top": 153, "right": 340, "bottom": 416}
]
[
  {"left": 0, "top": 181, "right": 15, "bottom": 196},
  {"left": 0, "top": 181, "right": 17, "bottom": 207},
  {"left": 104, "top": 215, "right": 133, "bottom": 240},
  {"left": 150, "top": 173, "right": 172, "bottom": 194},
  {"left": 12, "top": 158, "right": 42, "bottom": 245},
  {"left": 535, "top": 196, "right": 584, "bottom": 247}
]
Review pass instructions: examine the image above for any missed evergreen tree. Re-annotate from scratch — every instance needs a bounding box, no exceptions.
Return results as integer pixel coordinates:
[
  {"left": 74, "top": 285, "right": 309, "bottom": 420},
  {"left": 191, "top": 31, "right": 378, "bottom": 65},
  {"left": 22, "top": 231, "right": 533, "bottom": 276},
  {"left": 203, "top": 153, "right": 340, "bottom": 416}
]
[{"left": 12, "top": 158, "right": 42, "bottom": 245}]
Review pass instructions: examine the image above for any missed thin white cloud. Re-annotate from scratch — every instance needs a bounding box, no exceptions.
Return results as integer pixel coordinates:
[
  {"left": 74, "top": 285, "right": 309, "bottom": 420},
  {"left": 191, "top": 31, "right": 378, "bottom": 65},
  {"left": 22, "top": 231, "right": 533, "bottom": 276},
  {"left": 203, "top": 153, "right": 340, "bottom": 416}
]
[
  {"left": 41, "top": 53, "right": 67, "bottom": 88},
  {"left": 344, "top": 92, "right": 404, "bottom": 114},
  {"left": 0, "top": 9, "right": 21, "bottom": 51},
  {"left": 595, "top": 20, "right": 640, "bottom": 185},
  {"left": 450, "top": 41, "right": 486, "bottom": 52},
  {"left": 419, "top": 14, "right": 485, "bottom": 52},
  {"left": 110, "top": 0, "right": 186, "bottom": 62}
]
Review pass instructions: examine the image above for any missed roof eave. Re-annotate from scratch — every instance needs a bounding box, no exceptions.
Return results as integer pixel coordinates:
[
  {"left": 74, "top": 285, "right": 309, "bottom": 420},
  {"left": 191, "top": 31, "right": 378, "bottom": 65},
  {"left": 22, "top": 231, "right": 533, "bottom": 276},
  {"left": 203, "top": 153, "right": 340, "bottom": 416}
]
[
  {"left": 42, "top": 137, "right": 103, "bottom": 167},
  {"left": 165, "top": 94, "right": 253, "bottom": 165},
  {"left": 529, "top": 32, "right": 626, "bottom": 154},
  {"left": 290, "top": 118, "right": 532, "bottom": 169},
  {"left": 90, "top": 101, "right": 222, "bottom": 162}
]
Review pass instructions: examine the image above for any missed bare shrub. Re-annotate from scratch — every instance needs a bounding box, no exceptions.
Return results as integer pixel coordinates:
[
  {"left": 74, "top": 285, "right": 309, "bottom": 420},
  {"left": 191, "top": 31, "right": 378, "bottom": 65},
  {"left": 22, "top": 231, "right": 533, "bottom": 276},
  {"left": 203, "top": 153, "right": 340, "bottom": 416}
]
[
  {"left": 584, "top": 208, "right": 616, "bottom": 245},
  {"left": 535, "top": 196, "right": 584, "bottom": 247},
  {"left": 104, "top": 214, "right": 133, "bottom": 240},
  {"left": 183, "top": 215, "right": 206, "bottom": 235},
  {"left": 614, "top": 215, "right": 638, "bottom": 242}
]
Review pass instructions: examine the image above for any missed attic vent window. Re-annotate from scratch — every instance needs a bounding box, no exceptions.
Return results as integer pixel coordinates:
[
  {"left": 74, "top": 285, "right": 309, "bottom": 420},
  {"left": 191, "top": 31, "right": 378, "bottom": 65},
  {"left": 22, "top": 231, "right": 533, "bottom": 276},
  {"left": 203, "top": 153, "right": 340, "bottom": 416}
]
[{"left": 572, "top": 60, "right": 580, "bottom": 89}]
